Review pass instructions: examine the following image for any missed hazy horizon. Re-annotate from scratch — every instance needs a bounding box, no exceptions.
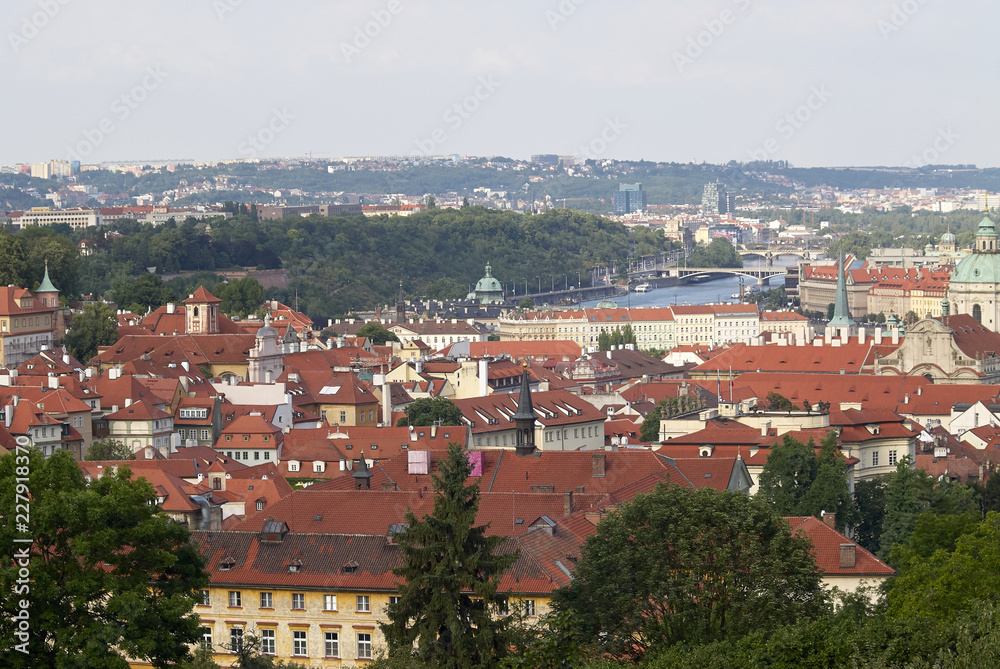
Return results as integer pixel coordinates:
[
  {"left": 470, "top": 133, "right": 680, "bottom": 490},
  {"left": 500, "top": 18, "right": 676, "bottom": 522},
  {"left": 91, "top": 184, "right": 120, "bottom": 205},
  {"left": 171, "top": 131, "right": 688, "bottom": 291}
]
[{"left": 4, "top": 1, "right": 988, "bottom": 169}]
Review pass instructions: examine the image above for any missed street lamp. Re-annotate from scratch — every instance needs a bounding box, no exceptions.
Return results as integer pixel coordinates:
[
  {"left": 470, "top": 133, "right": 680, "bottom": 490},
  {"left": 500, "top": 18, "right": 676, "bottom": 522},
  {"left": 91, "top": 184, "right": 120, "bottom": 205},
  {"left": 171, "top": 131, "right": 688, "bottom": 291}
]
[
  {"left": 536, "top": 276, "right": 540, "bottom": 293},
  {"left": 523, "top": 277, "right": 527, "bottom": 295}
]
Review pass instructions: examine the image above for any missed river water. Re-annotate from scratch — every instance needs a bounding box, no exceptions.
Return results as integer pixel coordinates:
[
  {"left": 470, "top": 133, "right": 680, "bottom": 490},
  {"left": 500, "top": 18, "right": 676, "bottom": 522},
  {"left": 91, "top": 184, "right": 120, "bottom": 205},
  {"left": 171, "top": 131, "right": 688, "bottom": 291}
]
[{"left": 579, "top": 255, "right": 800, "bottom": 309}]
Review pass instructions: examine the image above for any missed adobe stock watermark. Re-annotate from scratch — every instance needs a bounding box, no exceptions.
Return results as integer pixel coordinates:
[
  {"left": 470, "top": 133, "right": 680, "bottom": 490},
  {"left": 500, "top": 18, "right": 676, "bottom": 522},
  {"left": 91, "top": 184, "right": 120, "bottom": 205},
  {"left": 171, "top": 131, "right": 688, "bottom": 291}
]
[
  {"left": 746, "top": 85, "right": 833, "bottom": 161},
  {"left": 213, "top": 0, "right": 247, "bottom": 20},
  {"left": 903, "top": 127, "right": 959, "bottom": 168},
  {"left": 575, "top": 117, "right": 628, "bottom": 162},
  {"left": 8, "top": 0, "right": 73, "bottom": 53},
  {"left": 546, "top": 0, "right": 587, "bottom": 30},
  {"left": 238, "top": 107, "right": 294, "bottom": 158},
  {"left": 341, "top": 0, "right": 403, "bottom": 63},
  {"left": 65, "top": 66, "right": 168, "bottom": 163},
  {"left": 674, "top": 0, "right": 752, "bottom": 73},
  {"left": 878, "top": 0, "right": 930, "bottom": 40},
  {"left": 413, "top": 76, "right": 501, "bottom": 156}
]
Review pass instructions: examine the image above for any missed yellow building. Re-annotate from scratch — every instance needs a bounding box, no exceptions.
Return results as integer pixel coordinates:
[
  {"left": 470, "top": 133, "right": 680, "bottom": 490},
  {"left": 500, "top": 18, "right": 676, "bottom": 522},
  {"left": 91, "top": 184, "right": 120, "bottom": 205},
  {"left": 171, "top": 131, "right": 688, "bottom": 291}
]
[{"left": 192, "top": 524, "right": 556, "bottom": 666}]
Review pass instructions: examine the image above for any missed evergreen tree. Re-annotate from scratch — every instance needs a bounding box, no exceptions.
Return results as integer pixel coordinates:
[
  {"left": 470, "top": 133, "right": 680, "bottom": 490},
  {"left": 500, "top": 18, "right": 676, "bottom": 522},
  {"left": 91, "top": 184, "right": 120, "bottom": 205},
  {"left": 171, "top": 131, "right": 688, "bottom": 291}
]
[
  {"left": 640, "top": 400, "right": 666, "bottom": 442},
  {"left": 803, "top": 431, "right": 858, "bottom": 531},
  {"left": 854, "top": 477, "right": 887, "bottom": 554},
  {"left": 758, "top": 434, "right": 818, "bottom": 515},
  {"left": 879, "top": 456, "right": 931, "bottom": 561},
  {"left": 397, "top": 397, "right": 463, "bottom": 427},
  {"left": 355, "top": 321, "right": 400, "bottom": 346},
  {"left": 381, "top": 443, "right": 519, "bottom": 668},
  {"left": 597, "top": 330, "right": 611, "bottom": 351},
  {"left": 64, "top": 301, "right": 120, "bottom": 363}
]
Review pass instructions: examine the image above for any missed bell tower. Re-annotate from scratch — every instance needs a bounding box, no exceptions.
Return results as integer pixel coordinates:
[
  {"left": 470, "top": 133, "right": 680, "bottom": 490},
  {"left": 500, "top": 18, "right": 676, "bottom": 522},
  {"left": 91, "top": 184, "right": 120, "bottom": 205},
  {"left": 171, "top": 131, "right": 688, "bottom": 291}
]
[{"left": 183, "top": 287, "right": 222, "bottom": 334}]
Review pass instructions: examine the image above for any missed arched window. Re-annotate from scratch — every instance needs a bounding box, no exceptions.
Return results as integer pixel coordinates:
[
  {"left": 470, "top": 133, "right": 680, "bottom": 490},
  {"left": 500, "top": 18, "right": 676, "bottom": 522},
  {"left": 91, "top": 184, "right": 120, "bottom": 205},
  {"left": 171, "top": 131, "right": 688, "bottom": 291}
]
[
  {"left": 974, "top": 304, "right": 982, "bottom": 323},
  {"left": 193, "top": 307, "right": 200, "bottom": 317}
]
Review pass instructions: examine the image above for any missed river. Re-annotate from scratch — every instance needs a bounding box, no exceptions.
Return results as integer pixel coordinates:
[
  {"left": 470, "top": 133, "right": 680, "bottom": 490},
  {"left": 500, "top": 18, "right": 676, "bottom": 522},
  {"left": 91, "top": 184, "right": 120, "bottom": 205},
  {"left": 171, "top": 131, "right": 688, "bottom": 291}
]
[{"left": 579, "top": 255, "right": 801, "bottom": 308}]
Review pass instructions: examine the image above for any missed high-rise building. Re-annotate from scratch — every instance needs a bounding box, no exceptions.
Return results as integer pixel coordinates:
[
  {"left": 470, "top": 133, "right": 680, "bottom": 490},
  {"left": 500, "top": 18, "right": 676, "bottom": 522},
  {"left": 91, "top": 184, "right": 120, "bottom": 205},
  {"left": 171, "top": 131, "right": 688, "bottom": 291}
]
[
  {"left": 702, "top": 181, "right": 728, "bottom": 216},
  {"left": 613, "top": 183, "right": 646, "bottom": 214}
]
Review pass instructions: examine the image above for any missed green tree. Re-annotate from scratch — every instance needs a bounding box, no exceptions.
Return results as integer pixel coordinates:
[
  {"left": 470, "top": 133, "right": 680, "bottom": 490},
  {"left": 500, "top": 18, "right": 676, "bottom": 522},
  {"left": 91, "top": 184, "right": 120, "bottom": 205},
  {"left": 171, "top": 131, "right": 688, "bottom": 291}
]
[
  {"left": 597, "top": 330, "right": 611, "bottom": 351},
  {"left": 426, "top": 277, "right": 467, "bottom": 300},
  {"left": 356, "top": 321, "right": 401, "bottom": 346},
  {"left": 381, "top": 442, "right": 519, "bottom": 668},
  {"left": 85, "top": 438, "right": 133, "bottom": 461},
  {"left": 0, "top": 231, "right": 29, "bottom": 288},
  {"left": 218, "top": 277, "right": 264, "bottom": 318},
  {"left": 804, "top": 431, "right": 859, "bottom": 531},
  {"left": 114, "top": 272, "right": 177, "bottom": 314},
  {"left": 0, "top": 449, "right": 208, "bottom": 667},
  {"left": 640, "top": 400, "right": 666, "bottom": 443},
  {"left": 854, "top": 477, "right": 887, "bottom": 554},
  {"left": 398, "top": 397, "right": 463, "bottom": 427},
  {"left": 879, "top": 457, "right": 934, "bottom": 561},
  {"left": 518, "top": 297, "right": 534, "bottom": 310},
  {"left": 64, "top": 301, "right": 120, "bottom": 363},
  {"left": 552, "top": 484, "right": 827, "bottom": 662},
  {"left": 689, "top": 238, "right": 743, "bottom": 268},
  {"left": 764, "top": 391, "right": 795, "bottom": 411},
  {"left": 886, "top": 513, "right": 1000, "bottom": 622}
]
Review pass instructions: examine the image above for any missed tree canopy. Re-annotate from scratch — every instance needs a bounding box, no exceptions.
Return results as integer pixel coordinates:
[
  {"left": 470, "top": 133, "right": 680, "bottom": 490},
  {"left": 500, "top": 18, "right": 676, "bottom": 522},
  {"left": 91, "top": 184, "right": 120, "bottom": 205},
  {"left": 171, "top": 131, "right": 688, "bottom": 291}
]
[
  {"left": 688, "top": 237, "right": 743, "bottom": 268},
  {"left": 398, "top": 397, "right": 463, "bottom": 427},
  {"left": 0, "top": 449, "right": 208, "bottom": 667},
  {"left": 64, "top": 301, "right": 119, "bottom": 363},
  {"left": 84, "top": 438, "right": 134, "bottom": 461},
  {"left": 552, "top": 484, "right": 827, "bottom": 661},
  {"left": 380, "top": 442, "right": 519, "bottom": 668},
  {"left": 355, "top": 321, "right": 400, "bottom": 346}
]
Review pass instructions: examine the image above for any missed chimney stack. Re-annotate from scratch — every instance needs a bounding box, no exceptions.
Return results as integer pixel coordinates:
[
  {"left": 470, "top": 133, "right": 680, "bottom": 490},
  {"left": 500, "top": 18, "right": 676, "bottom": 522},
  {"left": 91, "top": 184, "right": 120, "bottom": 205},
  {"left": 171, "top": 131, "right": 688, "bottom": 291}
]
[
  {"left": 563, "top": 490, "right": 574, "bottom": 516},
  {"left": 821, "top": 510, "right": 835, "bottom": 529},
  {"left": 839, "top": 543, "right": 856, "bottom": 569},
  {"left": 592, "top": 452, "right": 606, "bottom": 478}
]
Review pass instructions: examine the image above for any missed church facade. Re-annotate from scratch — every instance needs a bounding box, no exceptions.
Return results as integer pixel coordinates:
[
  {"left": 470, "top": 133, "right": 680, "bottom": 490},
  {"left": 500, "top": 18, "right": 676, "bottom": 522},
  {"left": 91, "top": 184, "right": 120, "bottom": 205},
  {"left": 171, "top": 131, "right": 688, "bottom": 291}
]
[{"left": 948, "top": 214, "right": 1000, "bottom": 330}]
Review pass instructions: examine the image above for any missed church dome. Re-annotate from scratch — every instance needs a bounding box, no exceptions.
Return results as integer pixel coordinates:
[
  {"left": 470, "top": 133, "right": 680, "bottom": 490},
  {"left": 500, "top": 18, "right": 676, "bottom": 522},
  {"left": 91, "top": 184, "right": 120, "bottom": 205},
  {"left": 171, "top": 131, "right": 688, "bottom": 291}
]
[
  {"left": 951, "top": 252, "right": 1000, "bottom": 284},
  {"left": 595, "top": 299, "right": 619, "bottom": 309},
  {"left": 256, "top": 315, "right": 278, "bottom": 339},
  {"left": 941, "top": 230, "right": 957, "bottom": 245},
  {"left": 473, "top": 264, "right": 503, "bottom": 294}
]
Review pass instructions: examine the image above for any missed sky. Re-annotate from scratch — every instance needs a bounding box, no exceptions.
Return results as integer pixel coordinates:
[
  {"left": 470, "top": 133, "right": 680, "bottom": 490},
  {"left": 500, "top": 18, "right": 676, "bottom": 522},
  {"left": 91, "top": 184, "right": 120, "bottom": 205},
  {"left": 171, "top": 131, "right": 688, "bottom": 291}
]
[{"left": 2, "top": 0, "right": 991, "bottom": 168}]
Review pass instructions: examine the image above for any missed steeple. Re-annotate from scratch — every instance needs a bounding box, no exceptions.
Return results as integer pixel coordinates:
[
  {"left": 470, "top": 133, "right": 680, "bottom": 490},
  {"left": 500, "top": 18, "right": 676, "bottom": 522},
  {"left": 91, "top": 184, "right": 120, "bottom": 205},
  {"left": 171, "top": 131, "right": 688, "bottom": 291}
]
[
  {"left": 35, "top": 260, "right": 59, "bottom": 307},
  {"left": 395, "top": 280, "right": 405, "bottom": 324},
  {"left": 353, "top": 450, "right": 373, "bottom": 490},
  {"left": 827, "top": 254, "right": 856, "bottom": 335},
  {"left": 976, "top": 214, "right": 998, "bottom": 253},
  {"left": 512, "top": 363, "right": 537, "bottom": 457}
]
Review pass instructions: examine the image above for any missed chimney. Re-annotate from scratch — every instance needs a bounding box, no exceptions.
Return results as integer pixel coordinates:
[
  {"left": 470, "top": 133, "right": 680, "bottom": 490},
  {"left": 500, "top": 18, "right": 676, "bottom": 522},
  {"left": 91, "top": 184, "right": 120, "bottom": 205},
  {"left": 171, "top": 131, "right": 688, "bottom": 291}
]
[
  {"left": 892, "top": 328, "right": 899, "bottom": 345},
  {"left": 563, "top": 490, "right": 574, "bottom": 516},
  {"left": 181, "top": 361, "right": 190, "bottom": 372},
  {"left": 47, "top": 375, "right": 58, "bottom": 390},
  {"left": 839, "top": 543, "right": 856, "bottom": 569},
  {"left": 62, "top": 353, "right": 70, "bottom": 365},
  {"left": 592, "top": 452, "right": 606, "bottom": 478},
  {"left": 166, "top": 303, "right": 175, "bottom": 314},
  {"left": 875, "top": 327, "right": 883, "bottom": 344},
  {"left": 125, "top": 398, "right": 132, "bottom": 407},
  {"left": 761, "top": 420, "right": 771, "bottom": 438},
  {"left": 430, "top": 423, "right": 437, "bottom": 438},
  {"left": 478, "top": 359, "right": 488, "bottom": 398},
  {"left": 821, "top": 510, "right": 835, "bottom": 529},
  {"left": 857, "top": 327, "right": 865, "bottom": 344}
]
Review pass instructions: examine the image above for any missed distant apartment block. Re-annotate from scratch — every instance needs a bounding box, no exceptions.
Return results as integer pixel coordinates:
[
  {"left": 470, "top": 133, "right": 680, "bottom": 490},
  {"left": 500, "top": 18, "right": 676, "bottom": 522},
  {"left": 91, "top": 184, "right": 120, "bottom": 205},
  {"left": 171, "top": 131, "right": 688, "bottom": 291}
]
[
  {"left": 530, "top": 154, "right": 560, "bottom": 165},
  {"left": 613, "top": 183, "right": 647, "bottom": 214},
  {"left": 257, "top": 204, "right": 363, "bottom": 220},
  {"left": 11, "top": 207, "right": 102, "bottom": 230}
]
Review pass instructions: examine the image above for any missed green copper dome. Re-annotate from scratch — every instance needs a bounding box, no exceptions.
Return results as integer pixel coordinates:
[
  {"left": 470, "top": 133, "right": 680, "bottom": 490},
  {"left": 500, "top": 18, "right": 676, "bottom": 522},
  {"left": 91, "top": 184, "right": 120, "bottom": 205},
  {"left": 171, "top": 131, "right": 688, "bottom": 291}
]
[
  {"left": 951, "top": 253, "right": 1000, "bottom": 283},
  {"left": 977, "top": 214, "right": 998, "bottom": 237},
  {"left": 37, "top": 262, "right": 59, "bottom": 294},
  {"left": 941, "top": 230, "right": 956, "bottom": 245},
  {"left": 474, "top": 263, "right": 503, "bottom": 294}
]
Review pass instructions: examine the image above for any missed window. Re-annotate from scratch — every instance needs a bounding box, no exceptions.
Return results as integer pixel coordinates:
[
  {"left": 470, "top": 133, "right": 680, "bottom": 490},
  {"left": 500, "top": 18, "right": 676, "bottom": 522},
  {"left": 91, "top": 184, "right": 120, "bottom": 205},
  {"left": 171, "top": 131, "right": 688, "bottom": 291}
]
[
  {"left": 325, "top": 631, "right": 339, "bottom": 657},
  {"left": 357, "top": 633, "right": 372, "bottom": 659},
  {"left": 259, "top": 592, "right": 272, "bottom": 608},
  {"left": 524, "top": 599, "right": 536, "bottom": 617},
  {"left": 292, "top": 593, "right": 305, "bottom": 610},
  {"left": 889, "top": 450, "right": 898, "bottom": 466},
  {"left": 243, "top": 435, "right": 249, "bottom": 441},
  {"left": 243, "top": 451, "right": 249, "bottom": 460},
  {"left": 261, "top": 629, "right": 275, "bottom": 655},
  {"left": 357, "top": 595, "right": 370, "bottom": 612},
  {"left": 497, "top": 599, "right": 509, "bottom": 616},
  {"left": 289, "top": 462, "right": 299, "bottom": 472},
  {"left": 293, "top": 630, "right": 307, "bottom": 656},
  {"left": 254, "top": 451, "right": 260, "bottom": 460},
  {"left": 201, "top": 629, "right": 212, "bottom": 650},
  {"left": 256, "top": 500, "right": 264, "bottom": 512},
  {"left": 201, "top": 429, "right": 210, "bottom": 440},
  {"left": 228, "top": 591, "right": 241, "bottom": 607},
  {"left": 313, "top": 461, "right": 324, "bottom": 473},
  {"left": 213, "top": 477, "right": 221, "bottom": 490},
  {"left": 230, "top": 627, "right": 243, "bottom": 653},
  {"left": 389, "top": 596, "right": 401, "bottom": 606},
  {"left": 340, "top": 411, "right": 347, "bottom": 423},
  {"left": 872, "top": 451, "right": 880, "bottom": 467},
  {"left": 324, "top": 594, "right": 337, "bottom": 611},
  {"left": 178, "top": 429, "right": 186, "bottom": 439},
  {"left": 199, "top": 589, "right": 210, "bottom": 606}
]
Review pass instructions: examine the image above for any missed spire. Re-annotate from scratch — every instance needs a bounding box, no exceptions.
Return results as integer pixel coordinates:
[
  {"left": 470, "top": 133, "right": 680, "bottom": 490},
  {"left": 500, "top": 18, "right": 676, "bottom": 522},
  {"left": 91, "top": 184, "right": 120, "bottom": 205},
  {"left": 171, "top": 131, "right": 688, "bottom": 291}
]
[
  {"left": 353, "top": 450, "right": 373, "bottom": 490},
  {"left": 512, "top": 362, "right": 536, "bottom": 457},
  {"left": 36, "top": 259, "right": 59, "bottom": 295},
  {"left": 828, "top": 254, "right": 855, "bottom": 332}
]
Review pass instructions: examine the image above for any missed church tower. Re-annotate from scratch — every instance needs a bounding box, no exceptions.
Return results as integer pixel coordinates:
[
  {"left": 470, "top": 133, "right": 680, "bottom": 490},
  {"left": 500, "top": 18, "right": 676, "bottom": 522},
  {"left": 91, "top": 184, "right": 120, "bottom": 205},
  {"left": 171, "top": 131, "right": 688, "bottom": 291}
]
[
  {"left": 183, "top": 287, "right": 222, "bottom": 334},
  {"left": 512, "top": 363, "right": 537, "bottom": 457},
  {"left": 248, "top": 314, "right": 284, "bottom": 383},
  {"left": 827, "top": 254, "right": 856, "bottom": 338}
]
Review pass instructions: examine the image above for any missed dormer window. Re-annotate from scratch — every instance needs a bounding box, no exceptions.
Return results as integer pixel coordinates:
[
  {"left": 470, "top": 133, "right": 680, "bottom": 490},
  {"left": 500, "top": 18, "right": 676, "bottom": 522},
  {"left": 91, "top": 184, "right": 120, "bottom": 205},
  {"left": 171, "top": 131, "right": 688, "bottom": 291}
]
[
  {"left": 288, "top": 559, "right": 303, "bottom": 573},
  {"left": 341, "top": 562, "right": 358, "bottom": 574},
  {"left": 219, "top": 557, "right": 236, "bottom": 571}
]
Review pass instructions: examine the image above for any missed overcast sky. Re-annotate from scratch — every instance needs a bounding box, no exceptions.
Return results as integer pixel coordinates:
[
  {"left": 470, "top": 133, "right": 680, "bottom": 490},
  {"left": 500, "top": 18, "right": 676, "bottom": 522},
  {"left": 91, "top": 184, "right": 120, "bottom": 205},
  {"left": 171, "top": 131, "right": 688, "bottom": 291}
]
[{"left": 2, "top": 0, "right": 990, "bottom": 167}]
